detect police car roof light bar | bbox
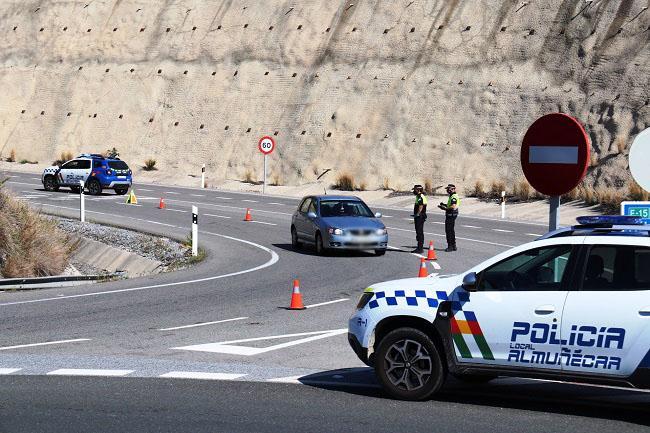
[539,216,650,240]
[575,215,650,226]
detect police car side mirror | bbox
[375,212,382,218]
[307,212,317,219]
[462,272,478,292]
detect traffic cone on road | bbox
[426,241,437,261]
[244,208,252,222]
[126,189,138,204]
[158,197,166,209]
[418,258,428,278]
[288,279,306,310]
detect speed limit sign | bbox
[258,136,275,155]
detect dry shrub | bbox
[470,180,486,198]
[564,187,579,202]
[6,149,16,162]
[143,158,157,171]
[335,173,355,191]
[271,173,282,186]
[0,189,73,277]
[54,150,74,165]
[512,179,531,201]
[590,153,599,167]
[629,181,649,201]
[614,137,627,154]
[423,179,433,195]
[358,181,367,191]
[490,180,507,199]
[382,178,391,191]
[244,169,254,184]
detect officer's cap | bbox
[412,184,423,191]
[446,184,456,188]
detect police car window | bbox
[477,245,572,292]
[583,246,650,291]
[108,160,129,170]
[77,160,91,169]
[299,198,312,213]
[61,160,78,169]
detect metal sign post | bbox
[549,196,560,231]
[79,180,85,222]
[192,206,198,256]
[258,136,276,195]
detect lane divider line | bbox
[462,225,481,229]
[165,191,180,195]
[159,371,246,380]
[492,229,514,233]
[241,199,258,203]
[214,196,233,200]
[190,194,204,197]
[158,317,248,331]
[304,298,349,309]
[249,220,277,226]
[0,368,22,374]
[525,233,543,237]
[166,209,188,213]
[204,213,231,219]
[47,369,134,377]
[386,226,514,248]
[0,338,91,351]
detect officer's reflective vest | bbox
[446,193,459,215]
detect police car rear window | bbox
[108,161,129,170]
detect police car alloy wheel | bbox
[87,179,102,196]
[43,176,59,192]
[375,327,445,400]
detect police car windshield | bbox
[107,160,129,170]
[320,200,374,218]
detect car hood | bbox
[367,275,462,296]
[320,216,385,230]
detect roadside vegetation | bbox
[53,150,74,165]
[5,149,16,162]
[0,181,74,278]
[143,158,157,171]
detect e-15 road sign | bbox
[621,201,650,218]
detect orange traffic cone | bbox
[158,198,166,209]
[418,258,428,278]
[426,241,437,261]
[244,208,252,222]
[288,279,306,310]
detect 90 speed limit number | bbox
[258,136,276,155]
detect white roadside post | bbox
[258,136,276,195]
[79,180,85,222]
[201,164,206,189]
[192,206,198,256]
[500,190,506,219]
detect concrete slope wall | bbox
[0,0,648,191]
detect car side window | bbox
[78,160,91,169]
[61,160,78,169]
[583,245,650,291]
[299,198,312,213]
[307,200,318,215]
[477,245,573,292]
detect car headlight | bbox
[375,228,387,236]
[356,289,374,310]
[328,228,344,235]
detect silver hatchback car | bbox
[291,195,388,256]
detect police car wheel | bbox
[87,179,102,196]
[43,176,59,191]
[291,227,301,249]
[375,327,445,401]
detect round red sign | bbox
[258,136,275,155]
[521,113,590,196]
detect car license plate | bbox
[118,176,126,179]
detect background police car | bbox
[349,216,650,400]
[42,154,132,195]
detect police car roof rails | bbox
[77,153,105,159]
[540,215,650,240]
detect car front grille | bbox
[349,229,374,236]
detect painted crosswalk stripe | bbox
[47,369,133,377]
[0,368,21,375]
[160,371,246,380]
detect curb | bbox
[0,273,124,291]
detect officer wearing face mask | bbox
[438,184,459,252]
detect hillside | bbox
[0,0,648,192]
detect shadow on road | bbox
[299,367,650,426]
[272,243,381,258]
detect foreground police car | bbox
[349,216,650,400]
[42,154,132,195]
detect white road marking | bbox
[525,233,543,237]
[387,245,427,260]
[382,215,393,218]
[47,369,133,377]
[172,329,348,356]
[0,338,91,351]
[462,225,481,229]
[204,213,231,219]
[0,368,21,374]
[143,220,176,227]
[267,375,303,384]
[249,220,277,226]
[430,261,441,270]
[0,207,279,307]
[159,371,245,380]
[138,188,153,192]
[158,317,248,331]
[242,199,257,202]
[214,196,233,200]
[120,202,142,207]
[386,226,514,248]
[167,209,188,213]
[166,191,180,195]
[492,229,514,233]
[267,202,285,205]
[190,194,204,197]
[430,221,445,225]
[31,177,40,180]
[304,298,349,309]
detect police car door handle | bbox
[639,307,650,317]
[534,305,555,315]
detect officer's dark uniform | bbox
[412,185,428,253]
[438,184,459,252]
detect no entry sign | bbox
[629,127,650,192]
[258,136,275,155]
[521,113,590,196]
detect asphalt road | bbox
[1,171,648,432]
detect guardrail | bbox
[0,273,125,290]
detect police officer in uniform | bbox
[411,184,428,253]
[438,184,459,252]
